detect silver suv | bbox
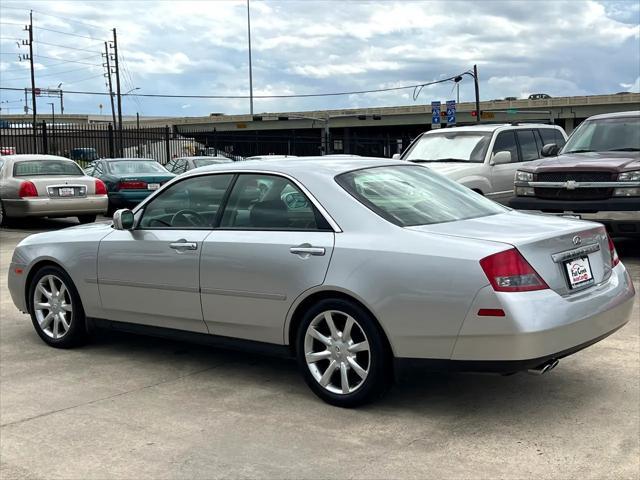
[400,123,568,204]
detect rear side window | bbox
[220,173,330,230]
[516,130,540,161]
[492,131,519,163]
[337,165,506,227]
[14,160,83,176]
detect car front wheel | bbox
[296,298,392,407]
[28,266,87,348]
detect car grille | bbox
[534,187,613,201]
[536,171,613,182]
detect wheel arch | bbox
[24,259,69,313]
[285,287,395,357]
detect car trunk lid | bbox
[408,211,612,296]
[114,174,174,191]
[26,175,96,197]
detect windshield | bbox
[403,131,492,162]
[14,160,83,176]
[561,116,640,153]
[193,158,229,167]
[108,160,169,175]
[336,165,506,227]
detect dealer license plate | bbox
[147,183,160,190]
[564,256,594,289]
[58,187,75,197]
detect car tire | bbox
[28,266,87,348]
[0,200,6,226]
[77,215,97,224]
[295,298,392,407]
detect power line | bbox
[61,73,106,86]
[31,26,105,42]
[32,40,102,54]
[0,75,463,99]
[33,53,103,66]
[1,65,100,81]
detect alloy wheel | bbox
[33,274,73,339]
[303,310,371,395]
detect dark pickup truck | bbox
[510,111,640,237]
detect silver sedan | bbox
[7,157,636,406]
[0,154,108,225]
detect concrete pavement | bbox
[1,217,638,479]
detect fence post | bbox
[164,125,170,164]
[108,124,115,158]
[41,121,49,154]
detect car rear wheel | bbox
[28,266,86,348]
[0,201,6,226]
[77,215,97,224]
[296,298,392,407]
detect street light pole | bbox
[247,0,254,115]
[473,64,480,124]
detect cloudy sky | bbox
[0,0,638,116]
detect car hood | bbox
[522,151,640,172]
[416,162,481,178]
[18,221,113,247]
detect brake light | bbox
[607,235,620,267]
[94,179,107,195]
[118,180,147,190]
[480,248,549,292]
[18,181,38,198]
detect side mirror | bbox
[392,153,401,160]
[112,209,135,230]
[541,143,559,157]
[491,151,512,165]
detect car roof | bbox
[187,156,401,178]
[0,154,74,163]
[101,157,157,161]
[586,110,639,121]
[423,123,560,135]
[178,156,229,160]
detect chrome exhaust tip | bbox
[527,358,559,375]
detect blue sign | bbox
[446,100,456,125]
[431,101,441,128]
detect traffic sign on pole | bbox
[446,100,456,125]
[431,101,441,129]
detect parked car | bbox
[504,96,518,101]
[511,111,640,236]
[84,158,175,214]
[400,123,567,204]
[0,154,108,225]
[1,146,17,155]
[529,93,552,100]
[8,157,635,407]
[69,148,99,165]
[165,156,232,174]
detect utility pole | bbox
[473,64,480,124]
[59,90,64,114]
[27,10,37,150]
[103,41,117,128]
[111,28,123,156]
[247,0,254,114]
[23,88,28,114]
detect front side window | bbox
[561,116,640,153]
[14,160,83,176]
[107,160,169,175]
[220,174,330,230]
[539,128,566,149]
[403,131,492,163]
[517,130,540,162]
[337,165,506,227]
[492,131,519,163]
[139,174,234,228]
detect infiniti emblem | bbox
[572,235,582,246]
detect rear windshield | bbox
[193,158,229,167]
[107,160,168,175]
[14,160,83,176]
[336,165,506,227]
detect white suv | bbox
[400,123,568,204]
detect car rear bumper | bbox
[3,196,108,217]
[450,263,635,363]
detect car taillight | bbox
[607,235,620,268]
[480,248,549,292]
[18,181,38,198]
[94,179,107,195]
[118,180,147,190]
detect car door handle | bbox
[169,240,198,251]
[290,245,325,256]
